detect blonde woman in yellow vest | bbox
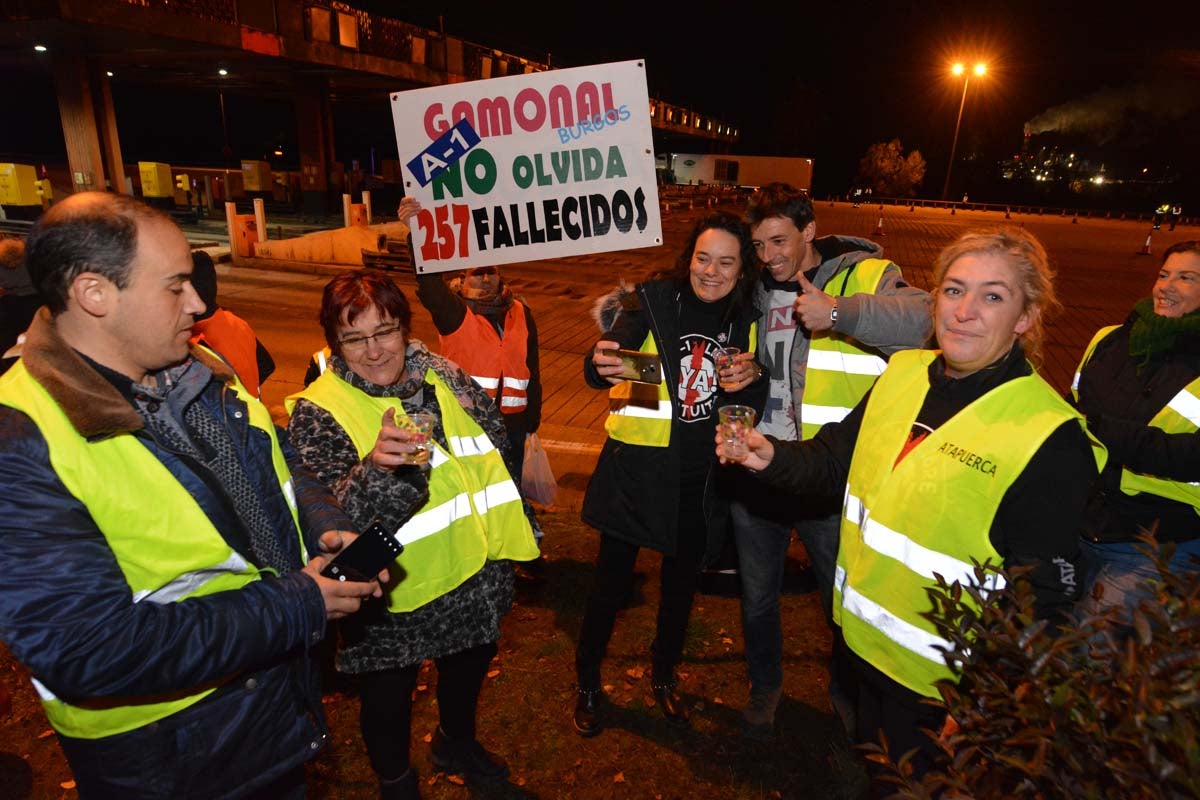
[721,228,1103,781]
[1073,240,1200,620]
[0,194,379,798]
[287,272,538,798]
[573,213,768,737]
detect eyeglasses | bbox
[338,326,404,353]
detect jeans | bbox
[731,502,793,694]
[795,512,841,626]
[1079,537,1200,619]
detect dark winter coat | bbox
[0,310,349,799]
[1076,317,1200,543]
[580,279,767,562]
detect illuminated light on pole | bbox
[941,61,986,201]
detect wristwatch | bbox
[830,299,839,325]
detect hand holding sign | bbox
[793,271,837,332]
[397,196,423,222]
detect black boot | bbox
[430,726,509,785]
[379,768,420,800]
[573,687,605,737]
[651,678,690,726]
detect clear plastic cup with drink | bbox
[715,346,741,390]
[399,411,434,465]
[718,404,757,460]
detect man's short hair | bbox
[746,182,815,232]
[24,192,175,314]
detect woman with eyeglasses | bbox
[285,272,539,800]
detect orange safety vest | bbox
[439,302,531,414]
[191,308,262,397]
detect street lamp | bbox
[941,61,986,201]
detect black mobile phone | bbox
[320,521,403,583]
[600,348,662,384]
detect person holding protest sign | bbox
[397,198,542,481]
[572,212,767,736]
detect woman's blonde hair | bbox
[933,226,1060,367]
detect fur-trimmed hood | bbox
[18,306,237,439]
[590,280,639,333]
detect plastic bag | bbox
[521,433,558,507]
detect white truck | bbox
[661,153,814,191]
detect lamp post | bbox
[941,61,985,201]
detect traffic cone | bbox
[1139,231,1152,256]
[873,215,886,237]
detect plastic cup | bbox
[399,411,434,465]
[718,404,757,460]
[715,346,741,390]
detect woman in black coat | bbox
[573,213,766,736]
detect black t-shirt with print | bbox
[674,287,735,483]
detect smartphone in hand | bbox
[600,348,662,384]
[320,521,402,583]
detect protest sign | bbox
[390,59,662,273]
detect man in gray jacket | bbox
[733,184,931,739]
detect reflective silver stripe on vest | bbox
[316,350,327,374]
[131,552,253,604]
[500,396,528,408]
[473,479,523,514]
[1167,388,1200,427]
[610,400,672,420]
[31,677,56,702]
[1071,371,1081,392]
[394,479,520,546]
[502,377,530,389]
[471,375,501,389]
[282,478,297,513]
[800,403,855,427]
[397,492,474,546]
[807,349,887,376]
[836,565,951,665]
[844,493,1005,591]
[448,433,494,458]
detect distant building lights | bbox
[218,68,228,76]
[34,44,47,52]
[106,70,114,77]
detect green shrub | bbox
[868,536,1200,799]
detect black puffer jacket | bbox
[1076,317,1200,543]
[580,279,766,561]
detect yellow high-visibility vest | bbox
[287,368,538,612]
[0,358,301,739]
[835,349,1104,697]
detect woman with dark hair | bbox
[721,227,1103,780]
[285,272,539,799]
[1074,240,1200,617]
[572,212,767,736]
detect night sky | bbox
[389,0,1200,196]
[2,1,1197,199]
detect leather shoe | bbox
[573,687,604,737]
[652,680,690,726]
[430,727,509,785]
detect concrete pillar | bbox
[52,55,106,193]
[92,66,129,195]
[362,190,372,224]
[253,198,267,241]
[342,193,352,228]
[295,80,335,216]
